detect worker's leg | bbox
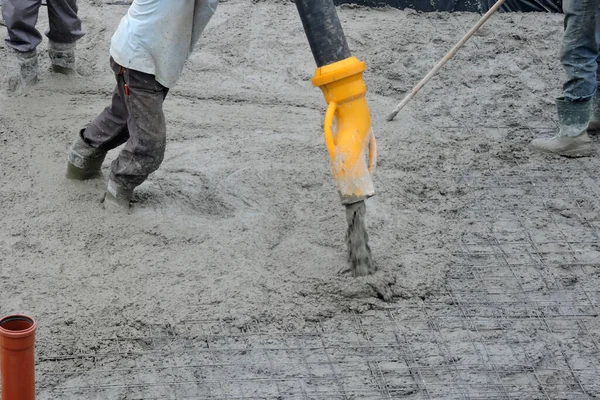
[589,6,600,131]
[45,0,83,43]
[530,0,598,157]
[67,58,129,180]
[83,58,130,150]
[45,0,83,73]
[2,0,42,53]
[561,0,599,102]
[79,85,130,150]
[105,66,169,207]
[597,7,600,84]
[2,0,42,91]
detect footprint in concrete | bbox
[217,166,265,211]
[134,169,234,217]
[217,165,326,212]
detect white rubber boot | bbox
[530,97,594,158]
[588,92,600,134]
[49,41,76,75]
[102,179,133,212]
[8,50,38,93]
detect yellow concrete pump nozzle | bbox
[312,56,376,205]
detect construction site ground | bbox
[1,1,599,398]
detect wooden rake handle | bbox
[386,0,507,122]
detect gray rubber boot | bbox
[102,179,133,211]
[49,41,76,75]
[66,130,107,180]
[8,50,38,92]
[588,92,600,134]
[530,98,593,158]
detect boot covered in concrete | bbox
[588,92,600,133]
[102,179,133,211]
[530,97,593,157]
[49,41,76,75]
[66,130,107,180]
[9,50,38,92]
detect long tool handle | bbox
[386,0,507,122]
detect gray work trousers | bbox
[2,0,83,53]
[83,58,169,191]
[561,0,600,101]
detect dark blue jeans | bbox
[561,0,600,101]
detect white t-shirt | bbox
[109,0,218,88]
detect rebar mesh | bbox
[36,126,600,399]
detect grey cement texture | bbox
[0,1,599,398]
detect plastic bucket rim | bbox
[0,315,37,338]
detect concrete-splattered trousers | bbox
[561,0,600,101]
[82,58,169,191]
[1,0,83,52]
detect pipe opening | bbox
[0,316,36,334]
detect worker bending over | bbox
[530,0,600,157]
[66,0,218,209]
[1,0,82,90]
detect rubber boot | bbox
[49,41,76,75]
[66,130,107,180]
[8,50,38,92]
[102,179,133,211]
[530,98,593,158]
[588,92,600,134]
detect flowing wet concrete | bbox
[0,2,598,398]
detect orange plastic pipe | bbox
[0,315,37,400]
